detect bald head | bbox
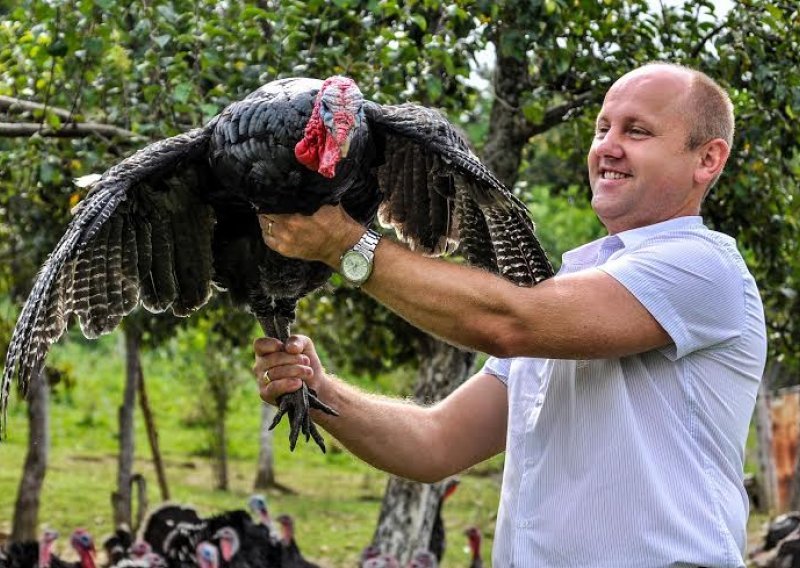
[608,63,734,193]
[613,63,735,151]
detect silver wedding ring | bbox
[262,369,271,384]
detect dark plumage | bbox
[143,509,280,568]
[0,529,96,568]
[428,478,459,563]
[275,515,316,568]
[1,75,553,451]
[141,505,203,558]
[102,528,134,567]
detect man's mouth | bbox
[600,169,632,180]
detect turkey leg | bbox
[257,305,338,452]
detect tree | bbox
[1,0,798,558]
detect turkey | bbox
[275,515,317,568]
[0,75,553,451]
[145,508,280,568]
[141,505,202,558]
[246,495,276,541]
[194,545,217,568]
[428,478,459,563]
[1,529,96,568]
[463,528,483,568]
[102,527,134,567]
[750,511,800,568]
[0,528,59,568]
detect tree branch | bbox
[524,90,599,138]
[0,121,142,140]
[690,20,728,59]
[0,95,75,120]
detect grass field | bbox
[0,329,500,567]
[0,325,777,567]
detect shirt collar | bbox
[613,215,705,250]
[561,215,705,269]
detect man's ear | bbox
[694,138,730,187]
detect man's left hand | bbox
[259,204,364,266]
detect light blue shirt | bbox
[483,216,767,568]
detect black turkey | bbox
[141,504,203,557]
[1,75,553,451]
[0,528,59,568]
[145,509,280,568]
[102,527,134,567]
[428,478,459,563]
[275,515,316,568]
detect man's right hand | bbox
[253,334,327,406]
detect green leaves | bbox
[0,0,797,375]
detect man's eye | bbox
[594,127,608,138]
[629,128,649,136]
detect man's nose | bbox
[593,128,624,158]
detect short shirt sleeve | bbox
[481,356,511,385]
[599,232,745,360]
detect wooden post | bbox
[756,364,779,512]
[771,387,800,511]
[138,370,170,501]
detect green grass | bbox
[0,330,499,566]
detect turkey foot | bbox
[269,383,338,452]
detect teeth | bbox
[602,171,629,180]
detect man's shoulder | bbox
[616,219,744,270]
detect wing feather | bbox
[1,126,216,435]
[120,213,140,313]
[104,212,126,332]
[145,200,178,312]
[83,220,111,337]
[365,101,553,285]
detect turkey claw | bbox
[268,383,337,453]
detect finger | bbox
[263,363,312,382]
[285,334,316,356]
[259,378,303,405]
[254,337,284,356]
[252,352,309,378]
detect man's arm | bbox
[254,336,508,483]
[260,206,671,360]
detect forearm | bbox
[262,207,672,360]
[357,239,522,356]
[311,375,454,483]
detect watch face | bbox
[342,251,370,282]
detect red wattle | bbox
[318,135,340,178]
[294,138,319,171]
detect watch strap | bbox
[352,228,381,261]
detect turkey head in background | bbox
[1,75,553,453]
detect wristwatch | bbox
[340,228,382,286]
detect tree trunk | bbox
[137,370,170,500]
[112,326,140,528]
[372,336,475,562]
[10,368,49,543]
[212,404,229,491]
[482,48,532,188]
[254,403,277,489]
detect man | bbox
[253,63,766,567]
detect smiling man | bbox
[254,63,766,567]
